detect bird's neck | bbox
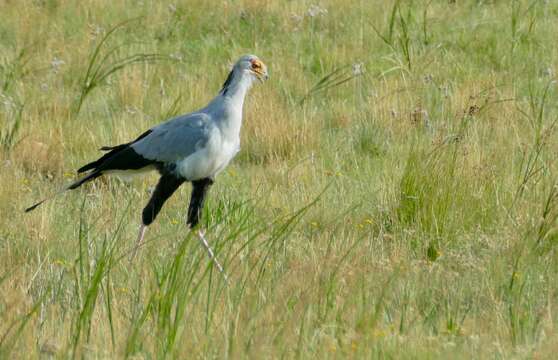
[208,71,254,138]
[219,70,253,107]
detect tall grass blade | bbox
[74,18,172,115]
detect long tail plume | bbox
[24,171,101,212]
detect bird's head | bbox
[235,54,269,83]
[219,55,268,96]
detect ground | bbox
[1,0,558,358]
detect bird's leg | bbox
[196,229,228,283]
[187,178,228,282]
[129,224,147,262]
[187,178,213,228]
[130,174,185,262]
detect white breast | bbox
[175,128,239,181]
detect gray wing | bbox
[132,112,212,163]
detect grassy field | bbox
[1,0,558,358]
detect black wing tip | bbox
[25,200,45,212]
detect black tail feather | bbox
[78,129,153,173]
[142,175,185,226]
[100,145,124,151]
[25,199,47,212]
[78,147,124,173]
[67,171,102,190]
[187,178,213,228]
[79,148,154,177]
[27,129,155,213]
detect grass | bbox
[1,0,558,358]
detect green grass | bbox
[1,0,558,358]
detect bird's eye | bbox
[251,60,262,69]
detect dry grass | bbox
[2,0,558,358]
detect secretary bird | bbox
[26,55,269,269]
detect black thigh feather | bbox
[142,174,185,226]
[187,178,213,228]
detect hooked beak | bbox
[252,63,269,83]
